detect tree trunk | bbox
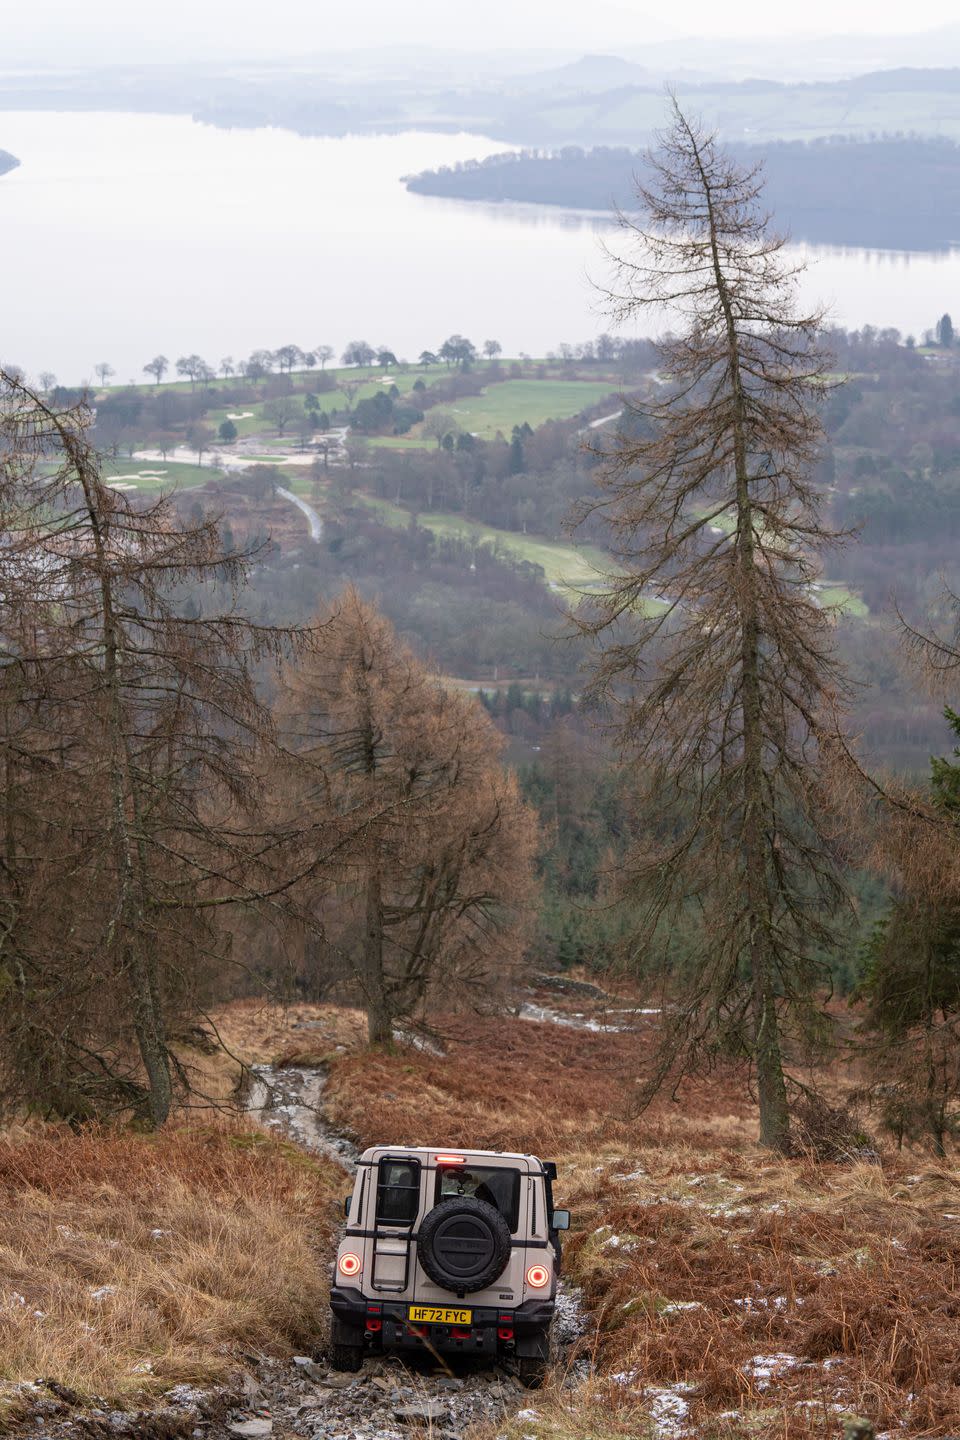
[363,863,391,1045]
[699,133,791,1154]
[76,465,172,1127]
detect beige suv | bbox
[329,1145,570,1387]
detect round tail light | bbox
[338,1251,362,1277]
[526,1263,550,1288]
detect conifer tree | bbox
[273,589,538,1043]
[576,102,850,1151]
[0,372,304,1125]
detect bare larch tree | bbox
[272,589,538,1044]
[575,101,851,1152]
[0,372,310,1126]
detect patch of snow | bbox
[734,1295,800,1311]
[553,1281,589,1345]
[646,1382,695,1436]
[744,1353,800,1389]
[165,1384,209,1407]
[661,1300,705,1315]
[89,1284,117,1301]
[602,1233,638,1251]
[392,1026,444,1056]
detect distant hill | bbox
[406,136,960,252]
[509,53,656,93]
[0,150,19,177]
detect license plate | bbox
[408,1305,473,1325]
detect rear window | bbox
[435,1164,521,1232]
[376,1158,421,1225]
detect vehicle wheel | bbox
[518,1353,548,1389]
[329,1342,363,1373]
[417,1196,512,1293]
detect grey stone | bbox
[293,1359,328,1383]
[228,1422,273,1438]
[394,1400,449,1423]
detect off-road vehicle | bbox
[330,1145,570,1387]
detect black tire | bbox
[518,1354,549,1389]
[329,1342,363,1373]
[417,1195,512,1293]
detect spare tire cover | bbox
[417,1195,512,1293]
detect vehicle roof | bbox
[359,1144,544,1164]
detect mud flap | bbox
[515,1324,550,1360]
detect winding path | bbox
[277,486,323,542]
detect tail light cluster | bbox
[526,1263,550,1288]
[337,1251,362,1277]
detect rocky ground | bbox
[16,1317,587,1440]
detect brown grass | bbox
[0,1124,343,1413]
[324,1012,756,1155]
[325,1011,960,1439]
[207,998,367,1069]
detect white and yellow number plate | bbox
[409,1305,472,1325]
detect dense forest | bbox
[408,135,960,250]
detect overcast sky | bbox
[5,0,960,66]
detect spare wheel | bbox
[417,1196,512,1293]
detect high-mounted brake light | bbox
[526,1263,550,1289]
[435,1154,466,1165]
[338,1251,362,1277]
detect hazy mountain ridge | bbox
[3,59,960,149]
[0,149,19,176]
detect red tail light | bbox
[337,1251,362,1277]
[526,1263,550,1288]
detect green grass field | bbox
[360,496,612,595]
[413,379,620,442]
[204,377,622,449]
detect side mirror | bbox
[551,1209,571,1231]
[343,1195,352,1218]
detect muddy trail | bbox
[223,1062,591,1439]
[18,1053,589,1440]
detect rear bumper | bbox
[330,1287,554,1353]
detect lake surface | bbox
[0,110,958,385]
